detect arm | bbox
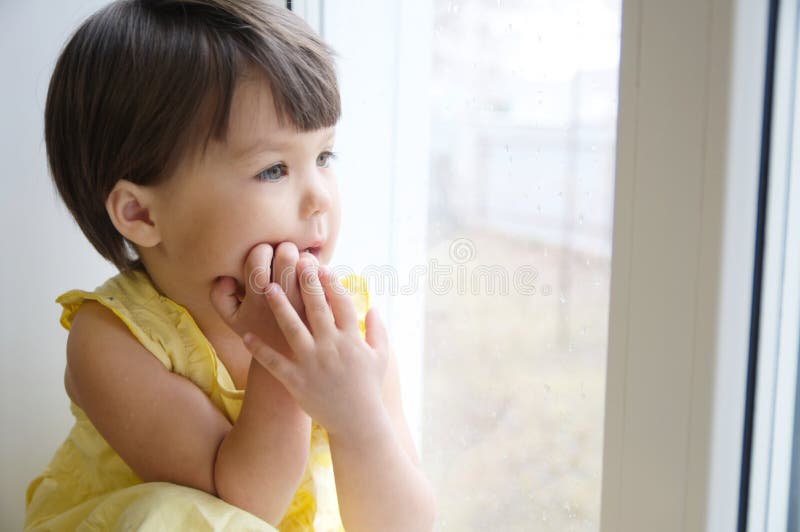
[214,357,312,523]
[66,300,309,525]
[239,262,437,532]
[327,347,436,532]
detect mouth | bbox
[300,241,323,259]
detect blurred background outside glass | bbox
[422,1,621,530]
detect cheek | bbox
[323,189,342,263]
[328,180,342,225]
[160,190,241,268]
[204,196,296,274]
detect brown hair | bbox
[45,0,341,273]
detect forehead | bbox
[225,75,283,155]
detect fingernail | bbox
[243,333,254,344]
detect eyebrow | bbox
[235,130,335,159]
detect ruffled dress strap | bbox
[55,269,245,421]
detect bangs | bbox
[136,0,341,174]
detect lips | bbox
[302,246,321,258]
[300,240,324,258]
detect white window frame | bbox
[601,0,771,531]
[746,0,800,529]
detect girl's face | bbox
[150,74,341,289]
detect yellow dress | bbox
[24,269,369,531]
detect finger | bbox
[273,242,302,312]
[209,276,241,321]
[318,266,359,332]
[365,306,389,354]
[265,283,315,355]
[245,243,274,299]
[242,332,299,389]
[297,258,335,336]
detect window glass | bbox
[423,1,621,529]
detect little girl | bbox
[24,1,435,530]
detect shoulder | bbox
[63,299,232,493]
[64,299,165,409]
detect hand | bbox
[241,257,390,440]
[210,242,318,358]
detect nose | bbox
[299,167,332,219]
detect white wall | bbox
[600,0,768,530]
[0,1,119,530]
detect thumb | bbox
[209,276,241,321]
[365,306,388,354]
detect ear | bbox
[105,180,162,248]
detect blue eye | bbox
[317,151,337,168]
[255,164,287,182]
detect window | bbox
[317,1,620,529]
[744,0,800,529]
[423,2,619,529]
[4,2,781,531]
[314,1,779,530]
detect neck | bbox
[137,260,240,344]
